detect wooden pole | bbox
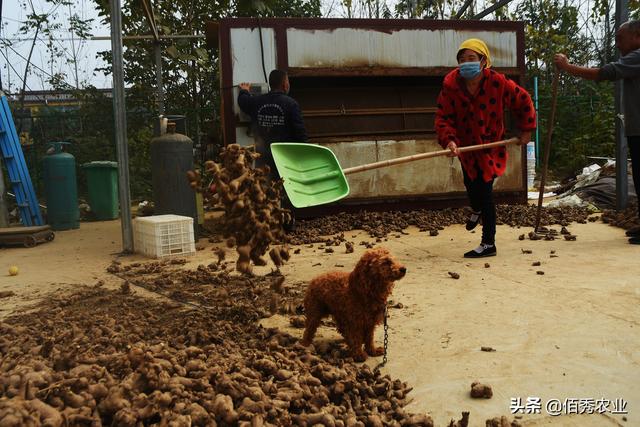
[534,70,560,232]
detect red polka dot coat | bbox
[435,68,537,182]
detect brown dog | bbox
[301,247,406,361]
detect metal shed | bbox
[214,18,528,215]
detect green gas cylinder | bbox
[42,142,79,230]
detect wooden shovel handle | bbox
[342,137,520,176]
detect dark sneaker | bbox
[466,211,482,231]
[625,226,640,237]
[629,237,640,245]
[464,243,497,258]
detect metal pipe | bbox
[473,0,515,19]
[141,0,159,42]
[6,191,47,209]
[454,0,475,19]
[0,157,9,228]
[155,44,164,115]
[309,128,435,138]
[615,0,629,211]
[109,0,134,253]
[154,41,164,136]
[303,106,437,117]
[534,75,539,167]
[7,34,205,42]
[91,34,204,41]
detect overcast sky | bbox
[2,0,114,92]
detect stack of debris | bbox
[547,160,637,211]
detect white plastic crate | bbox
[134,214,195,259]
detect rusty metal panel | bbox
[375,139,461,195]
[287,28,517,69]
[495,143,524,189]
[292,77,441,139]
[319,139,523,199]
[220,19,526,207]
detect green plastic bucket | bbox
[82,161,119,220]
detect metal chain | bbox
[375,307,389,370]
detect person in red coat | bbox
[435,38,536,258]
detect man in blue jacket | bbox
[555,20,640,245]
[238,69,307,181]
[238,69,307,231]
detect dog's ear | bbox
[349,250,375,294]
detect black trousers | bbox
[629,136,640,219]
[463,166,496,245]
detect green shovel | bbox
[271,137,519,208]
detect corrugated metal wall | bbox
[324,138,522,200]
[230,27,276,147]
[287,29,517,69]
[223,20,526,205]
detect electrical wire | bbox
[0,47,35,93]
[4,41,74,89]
[256,17,268,84]
[0,0,4,92]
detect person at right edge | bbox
[555,20,640,245]
[435,38,536,258]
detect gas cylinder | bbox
[42,142,79,230]
[150,122,197,229]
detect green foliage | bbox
[91,0,321,160]
[13,88,155,200]
[513,0,621,177]
[632,0,640,19]
[70,0,321,200]
[536,81,616,175]
[394,0,451,19]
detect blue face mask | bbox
[459,61,482,80]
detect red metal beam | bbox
[218,21,235,145]
[288,66,521,78]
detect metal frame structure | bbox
[216,18,528,215]
[109,0,133,252]
[615,0,629,210]
[218,18,526,148]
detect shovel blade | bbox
[271,142,350,208]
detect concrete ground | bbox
[1,218,638,426]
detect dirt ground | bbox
[1,218,638,426]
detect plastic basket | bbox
[134,214,195,258]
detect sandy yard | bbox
[0,217,638,426]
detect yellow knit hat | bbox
[457,38,492,68]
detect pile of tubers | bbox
[187,144,290,274]
[106,258,304,324]
[602,202,640,230]
[0,285,431,426]
[288,205,593,245]
[2,264,525,427]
